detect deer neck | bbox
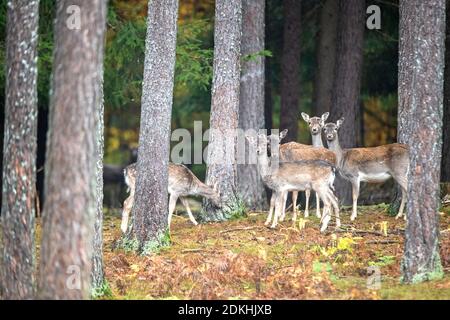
[327,135,344,166]
[256,151,271,177]
[311,133,324,148]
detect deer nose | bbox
[327,134,333,140]
[312,128,319,133]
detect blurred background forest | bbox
[0,0,400,208]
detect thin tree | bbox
[330,0,365,204]
[313,0,338,116]
[279,0,301,143]
[1,0,39,299]
[442,0,450,183]
[237,0,267,210]
[126,0,179,250]
[398,0,445,283]
[203,0,243,220]
[39,0,107,299]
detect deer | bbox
[301,111,337,217]
[247,132,340,232]
[323,118,409,221]
[120,162,221,233]
[267,129,336,222]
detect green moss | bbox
[401,250,444,284]
[141,229,171,256]
[91,279,113,299]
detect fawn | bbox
[247,133,340,231]
[323,118,409,221]
[121,162,221,233]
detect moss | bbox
[401,249,444,284]
[141,229,171,256]
[91,279,113,299]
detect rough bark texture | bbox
[442,0,450,182]
[1,0,39,300]
[91,51,106,289]
[237,0,267,210]
[39,0,107,299]
[330,0,365,205]
[279,0,301,143]
[313,0,338,116]
[203,0,242,220]
[399,0,445,283]
[128,0,179,248]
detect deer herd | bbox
[121,112,409,234]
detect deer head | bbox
[323,117,344,142]
[301,112,329,136]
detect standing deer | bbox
[121,162,221,233]
[267,129,336,221]
[301,111,337,217]
[247,133,340,231]
[323,118,409,221]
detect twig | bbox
[365,240,400,245]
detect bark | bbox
[264,0,273,134]
[279,0,301,143]
[39,0,107,299]
[399,0,445,283]
[237,0,267,210]
[1,0,39,299]
[331,0,365,205]
[442,0,450,182]
[203,0,242,220]
[127,0,179,248]
[313,0,338,116]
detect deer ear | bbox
[336,117,345,129]
[279,129,288,139]
[321,112,329,123]
[301,112,310,122]
[245,135,256,145]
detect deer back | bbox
[281,144,336,164]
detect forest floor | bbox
[100,201,450,300]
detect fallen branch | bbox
[219,226,262,234]
[181,248,207,253]
[365,240,400,245]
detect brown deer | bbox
[121,163,221,233]
[247,133,340,231]
[268,129,336,222]
[323,118,409,221]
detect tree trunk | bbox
[91,57,106,290]
[203,0,242,221]
[279,0,301,143]
[127,0,179,249]
[313,0,338,116]
[442,0,450,182]
[39,0,107,299]
[331,0,365,205]
[237,0,267,211]
[1,0,39,299]
[399,0,445,283]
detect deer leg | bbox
[292,191,298,222]
[168,194,178,231]
[304,189,310,217]
[280,191,288,221]
[396,187,407,220]
[328,188,341,229]
[180,197,198,226]
[265,193,276,226]
[315,192,321,218]
[121,194,133,233]
[350,180,360,221]
[318,190,331,233]
[271,192,283,229]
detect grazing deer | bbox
[301,111,337,217]
[121,162,221,233]
[323,118,409,221]
[247,133,340,231]
[268,129,336,221]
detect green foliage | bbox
[117,236,140,253]
[313,260,332,274]
[91,279,113,299]
[141,229,171,255]
[221,193,248,220]
[369,255,395,267]
[243,49,273,62]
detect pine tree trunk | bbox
[237,0,267,211]
[279,0,301,143]
[399,0,445,284]
[203,0,242,221]
[442,0,450,182]
[127,0,179,249]
[313,0,338,116]
[1,0,39,299]
[39,0,107,299]
[91,51,106,290]
[330,0,365,205]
